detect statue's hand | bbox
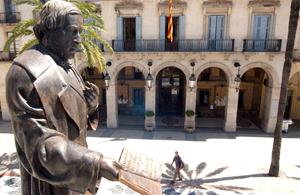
[84,81,99,113]
[100,157,122,181]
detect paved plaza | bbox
[0,121,300,195]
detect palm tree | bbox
[268,0,300,177]
[3,0,112,72]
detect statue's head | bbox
[34,0,83,60]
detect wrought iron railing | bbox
[112,39,235,52]
[243,39,282,52]
[0,12,21,23]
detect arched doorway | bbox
[116,66,145,126]
[81,67,107,127]
[196,67,228,129]
[237,68,270,131]
[156,67,186,127]
[286,72,300,132]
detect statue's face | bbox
[47,14,83,60]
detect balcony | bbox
[243,39,282,52]
[112,39,235,52]
[0,12,21,24]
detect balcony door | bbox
[4,0,16,22]
[252,15,271,50]
[123,17,136,51]
[165,16,179,51]
[208,15,225,50]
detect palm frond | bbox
[82,26,113,54]
[3,19,36,51]
[19,38,39,54]
[81,40,106,72]
[6,0,110,73]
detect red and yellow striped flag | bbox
[167,0,173,42]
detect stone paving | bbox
[0,121,300,195]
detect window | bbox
[7,32,19,59]
[208,15,225,40]
[4,0,17,23]
[134,68,143,80]
[252,15,271,40]
[251,15,272,51]
[207,15,225,50]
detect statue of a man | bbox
[5,0,120,194]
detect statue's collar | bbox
[35,44,72,70]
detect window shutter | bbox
[216,16,224,40]
[178,15,185,51]
[116,16,123,50]
[136,16,142,51]
[208,16,217,39]
[159,15,166,51]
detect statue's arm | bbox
[6,64,107,193]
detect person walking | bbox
[171,151,184,183]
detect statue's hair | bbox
[34,0,82,42]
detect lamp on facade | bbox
[104,61,112,90]
[234,62,241,92]
[146,60,153,90]
[189,61,196,91]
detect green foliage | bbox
[145,110,155,117]
[4,0,112,72]
[185,110,195,117]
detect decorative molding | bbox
[244,53,251,61]
[248,0,280,8]
[200,53,206,61]
[223,53,232,61]
[115,1,143,16]
[202,0,233,8]
[158,0,187,15]
[202,0,232,15]
[268,53,275,61]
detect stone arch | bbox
[110,61,148,83]
[194,62,234,85]
[152,61,190,80]
[290,70,300,80]
[240,62,280,87]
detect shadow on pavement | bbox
[161,162,271,194]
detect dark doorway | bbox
[156,67,185,115]
[199,90,210,107]
[284,90,293,119]
[123,17,136,51]
[238,90,244,109]
[165,16,179,51]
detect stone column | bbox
[0,63,11,120]
[184,86,197,132]
[145,81,156,130]
[261,86,280,133]
[224,85,238,132]
[106,81,118,128]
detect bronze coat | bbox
[6,46,102,195]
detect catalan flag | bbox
[167,0,173,42]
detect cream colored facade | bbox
[1,0,300,133]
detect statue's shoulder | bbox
[13,46,53,79]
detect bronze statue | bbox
[5,0,120,194]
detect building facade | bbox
[1,0,300,133]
